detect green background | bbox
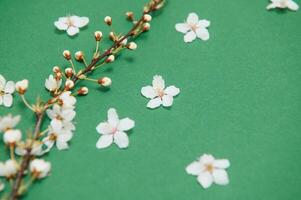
[0,0,301,199]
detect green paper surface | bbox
[0,0,301,199]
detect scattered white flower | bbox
[58,91,76,109]
[141,75,180,109]
[0,114,20,132]
[175,13,210,43]
[267,0,299,11]
[3,129,22,145]
[186,154,230,189]
[30,159,51,179]
[45,75,62,92]
[0,159,19,178]
[54,15,89,36]
[0,74,15,107]
[96,108,135,149]
[46,104,76,131]
[43,124,73,151]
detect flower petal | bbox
[165,86,180,97]
[96,122,113,134]
[213,159,230,169]
[117,118,135,131]
[196,28,209,41]
[141,86,157,99]
[3,94,13,107]
[287,0,299,10]
[5,81,15,94]
[114,131,129,149]
[200,154,215,164]
[51,119,63,131]
[162,95,173,107]
[175,23,190,33]
[107,108,119,127]
[266,3,277,9]
[184,31,196,43]
[62,109,76,121]
[186,161,201,176]
[198,20,210,28]
[67,26,79,36]
[78,17,89,28]
[0,75,6,90]
[54,21,68,30]
[197,172,213,189]
[187,12,199,25]
[96,135,113,149]
[147,97,162,109]
[152,75,165,90]
[212,169,229,185]
[56,140,68,150]
[0,97,3,105]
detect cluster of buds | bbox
[15,79,29,95]
[98,77,112,87]
[53,66,63,80]
[144,0,165,13]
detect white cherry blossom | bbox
[46,104,76,131]
[267,0,299,11]
[141,75,180,109]
[96,108,135,149]
[43,124,73,151]
[3,129,22,145]
[186,154,230,189]
[0,115,20,132]
[54,15,89,36]
[0,159,19,178]
[58,91,76,109]
[29,159,51,179]
[45,75,62,92]
[0,74,15,107]
[175,13,210,43]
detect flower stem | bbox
[20,95,35,112]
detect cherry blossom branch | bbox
[5,0,165,199]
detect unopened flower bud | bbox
[105,55,115,63]
[109,32,117,41]
[52,66,61,73]
[94,31,103,41]
[75,51,84,61]
[143,23,151,31]
[104,16,112,26]
[143,14,152,22]
[127,42,137,50]
[65,68,74,78]
[77,87,89,95]
[98,77,112,87]
[63,50,71,60]
[15,80,29,94]
[55,72,62,80]
[30,159,51,179]
[65,80,74,90]
[3,129,22,145]
[126,12,134,21]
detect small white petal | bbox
[114,131,129,149]
[67,26,79,36]
[3,94,13,107]
[197,172,213,189]
[96,134,113,149]
[54,21,68,30]
[165,86,180,97]
[96,122,113,135]
[186,12,199,25]
[212,169,229,185]
[0,75,6,89]
[62,109,76,121]
[196,28,210,41]
[117,118,135,131]
[51,119,63,130]
[213,159,230,169]
[198,20,210,28]
[162,95,173,107]
[78,17,89,28]
[107,108,119,127]
[56,140,68,150]
[287,0,299,10]
[5,81,15,94]
[152,75,165,90]
[175,23,190,33]
[147,97,162,109]
[200,154,215,164]
[0,97,3,105]
[267,3,277,9]
[141,86,157,99]
[184,31,197,43]
[186,161,201,176]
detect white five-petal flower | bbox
[141,75,180,109]
[45,75,62,92]
[58,91,77,109]
[0,74,15,107]
[43,124,73,151]
[29,159,51,179]
[46,104,76,131]
[96,108,135,149]
[54,15,89,36]
[0,115,20,133]
[186,154,230,189]
[175,13,210,43]
[267,0,299,11]
[0,159,19,178]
